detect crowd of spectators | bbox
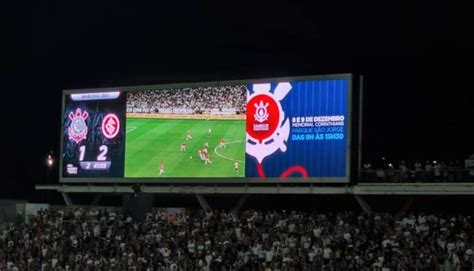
[361,160,474,183]
[2,208,474,270]
[127,86,247,115]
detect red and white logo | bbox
[246,82,292,163]
[68,108,89,144]
[254,100,269,123]
[247,94,281,143]
[102,113,120,139]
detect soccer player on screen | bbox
[180,143,186,152]
[208,127,212,137]
[204,153,212,165]
[219,138,226,148]
[186,130,193,140]
[234,161,239,175]
[159,161,165,176]
[198,149,204,161]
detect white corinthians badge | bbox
[246,82,291,163]
[68,108,89,144]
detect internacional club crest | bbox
[68,108,89,144]
[246,82,292,163]
[102,113,120,139]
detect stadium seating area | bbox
[361,160,474,183]
[127,86,247,115]
[2,208,474,270]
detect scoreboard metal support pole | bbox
[232,194,250,213]
[357,75,364,180]
[354,194,372,214]
[195,194,211,211]
[61,192,73,206]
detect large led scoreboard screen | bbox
[60,74,351,182]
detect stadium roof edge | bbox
[36,183,474,195]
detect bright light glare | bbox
[47,156,54,167]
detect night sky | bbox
[3,1,473,199]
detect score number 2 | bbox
[79,145,108,161]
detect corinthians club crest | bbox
[246,82,292,163]
[68,108,89,144]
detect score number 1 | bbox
[79,145,108,161]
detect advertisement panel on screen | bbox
[60,74,351,182]
[245,80,348,179]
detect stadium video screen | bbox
[61,75,351,182]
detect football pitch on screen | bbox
[125,118,246,178]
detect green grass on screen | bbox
[125,118,245,178]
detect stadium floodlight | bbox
[46,154,54,167]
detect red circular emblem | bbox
[102,113,120,139]
[246,94,280,143]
